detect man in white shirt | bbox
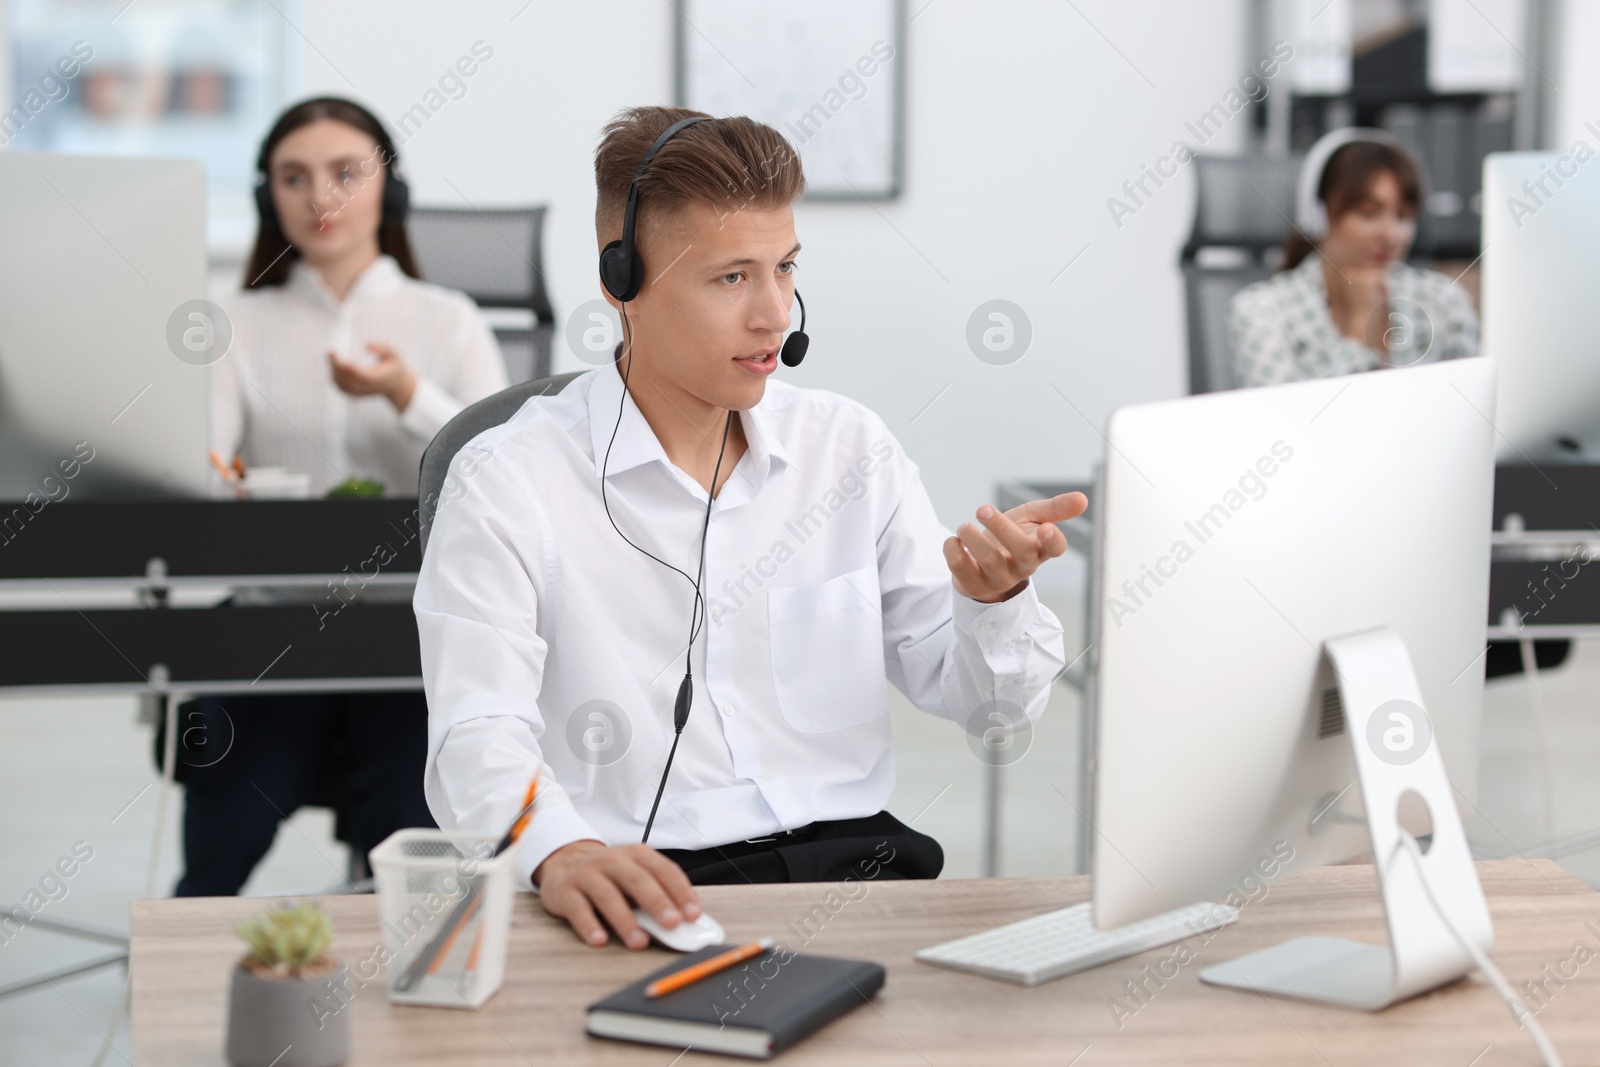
[415,106,1086,950]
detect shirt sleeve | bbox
[1430,271,1480,362]
[414,442,601,891]
[396,298,512,445]
[209,335,246,464]
[869,422,1067,738]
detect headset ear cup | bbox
[382,174,410,226]
[598,240,627,299]
[599,239,643,301]
[253,180,276,229]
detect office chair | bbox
[417,370,587,552]
[1180,153,1302,394]
[406,206,557,383]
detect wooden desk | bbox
[132,860,1600,1065]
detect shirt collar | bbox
[288,253,406,311]
[585,358,798,489]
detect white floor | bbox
[2,591,1596,1064]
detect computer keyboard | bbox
[914,900,1239,986]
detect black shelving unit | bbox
[1284,21,1515,262]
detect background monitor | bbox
[1481,150,1600,462]
[0,151,211,501]
[1091,357,1496,929]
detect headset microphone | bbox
[781,289,809,367]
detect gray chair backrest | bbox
[1181,153,1302,394]
[417,370,586,553]
[1183,262,1275,394]
[1181,153,1303,261]
[407,205,556,383]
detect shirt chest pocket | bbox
[766,566,888,733]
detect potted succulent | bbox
[225,901,350,1067]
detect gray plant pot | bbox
[225,961,351,1067]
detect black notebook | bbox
[586,946,885,1059]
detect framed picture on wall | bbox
[675,0,905,200]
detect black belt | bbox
[655,811,946,884]
[656,823,819,867]
[742,823,816,845]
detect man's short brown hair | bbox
[593,106,805,251]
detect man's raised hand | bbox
[943,492,1088,603]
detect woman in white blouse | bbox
[170,98,507,896]
[1228,128,1478,389]
[212,98,508,495]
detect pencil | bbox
[394,774,540,993]
[424,891,483,976]
[493,775,541,857]
[645,937,774,999]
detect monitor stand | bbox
[1199,626,1494,1010]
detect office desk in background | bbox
[131,860,1600,1065]
[0,498,430,997]
[0,499,426,693]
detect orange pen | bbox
[208,450,232,481]
[645,937,775,999]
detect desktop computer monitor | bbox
[0,152,211,500]
[1481,150,1600,461]
[916,359,1502,1011]
[1091,357,1497,1007]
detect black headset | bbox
[253,98,411,231]
[599,116,809,367]
[597,115,808,842]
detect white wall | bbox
[299,0,1255,572]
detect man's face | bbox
[610,201,799,412]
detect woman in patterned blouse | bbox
[1228,131,1478,388]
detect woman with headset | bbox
[1228,128,1478,388]
[1231,130,1556,680]
[166,97,508,896]
[213,96,508,494]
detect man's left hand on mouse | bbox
[945,491,1088,604]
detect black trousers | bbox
[155,691,437,897]
[656,811,943,885]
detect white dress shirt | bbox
[211,254,509,495]
[415,361,1067,889]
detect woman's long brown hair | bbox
[243,96,422,289]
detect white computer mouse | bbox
[632,908,725,952]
